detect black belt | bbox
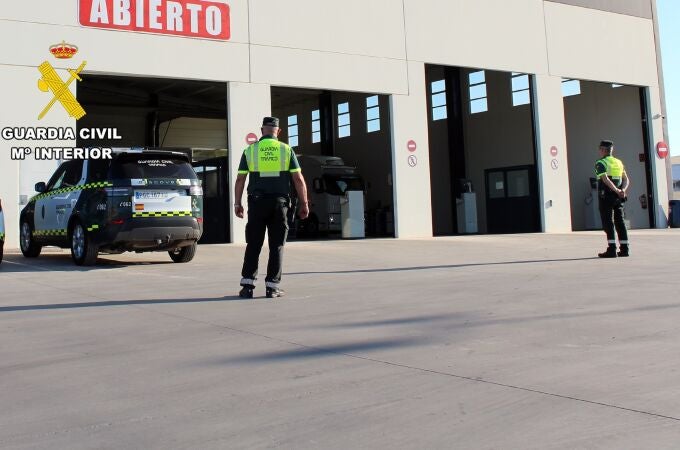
[248,193,290,200]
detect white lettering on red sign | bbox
[657,141,669,159]
[79,0,231,40]
[246,133,258,145]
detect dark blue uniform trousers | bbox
[241,195,289,288]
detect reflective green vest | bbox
[244,138,297,177]
[595,155,624,184]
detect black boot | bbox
[266,287,285,298]
[618,244,629,257]
[598,245,617,258]
[239,285,254,298]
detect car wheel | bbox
[20,220,42,258]
[169,242,197,263]
[71,222,98,266]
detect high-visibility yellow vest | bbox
[595,155,624,184]
[244,138,299,177]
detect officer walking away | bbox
[595,140,630,258]
[234,117,309,298]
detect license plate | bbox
[134,191,170,201]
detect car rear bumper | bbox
[95,217,203,251]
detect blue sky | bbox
[657,0,679,156]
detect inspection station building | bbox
[0,0,671,248]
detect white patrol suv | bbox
[19,149,203,266]
[0,197,5,264]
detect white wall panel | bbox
[0,21,250,82]
[227,82,272,244]
[646,86,669,226]
[544,2,658,86]
[404,0,549,75]
[251,46,408,95]
[533,74,573,232]
[390,62,433,238]
[249,0,406,60]
[2,0,78,26]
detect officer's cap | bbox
[262,116,280,127]
[599,140,614,150]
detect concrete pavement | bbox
[1,230,680,449]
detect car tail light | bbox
[196,217,204,224]
[111,219,124,225]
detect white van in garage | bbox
[296,155,364,235]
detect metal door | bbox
[193,157,229,243]
[485,165,540,234]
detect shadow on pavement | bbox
[0,296,248,312]
[325,313,465,329]
[284,257,598,276]
[0,254,174,273]
[212,337,426,365]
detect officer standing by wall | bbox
[234,117,309,298]
[595,140,630,258]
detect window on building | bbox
[673,164,680,191]
[562,79,581,97]
[431,79,447,121]
[366,95,380,132]
[287,114,298,147]
[511,72,531,106]
[469,70,488,114]
[338,102,350,138]
[311,109,321,143]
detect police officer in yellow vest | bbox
[595,140,630,258]
[234,117,309,298]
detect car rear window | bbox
[110,155,197,180]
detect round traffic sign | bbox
[551,159,559,170]
[407,140,417,152]
[550,146,558,157]
[657,141,669,159]
[408,155,418,167]
[246,133,258,145]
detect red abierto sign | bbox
[79,0,231,41]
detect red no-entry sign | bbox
[407,140,417,152]
[657,141,669,159]
[550,146,558,157]
[246,133,258,145]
